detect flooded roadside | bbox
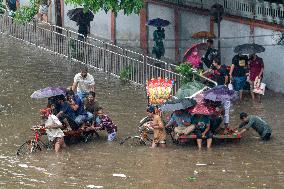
[0,36,283,189]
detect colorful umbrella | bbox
[183,43,207,65]
[192,31,216,39]
[31,87,66,99]
[203,85,238,102]
[159,98,197,112]
[188,100,216,115]
[147,18,171,27]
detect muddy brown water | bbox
[0,36,284,189]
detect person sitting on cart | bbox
[84,91,99,122]
[209,107,223,134]
[40,108,66,153]
[56,95,80,130]
[146,106,166,148]
[235,112,272,141]
[66,90,93,127]
[165,109,195,140]
[87,107,117,141]
[191,114,213,149]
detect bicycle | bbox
[16,125,51,156]
[119,116,176,146]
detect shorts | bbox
[108,132,117,141]
[195,129,213,139]
[153,129,166,144]
[233,76,247,91]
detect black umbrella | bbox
[159,98,197,112]
[67,8,94,23]
[234,43,265,54]
[147,18,171,27]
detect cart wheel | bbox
[16,140,46,156]
[120,136,147,146]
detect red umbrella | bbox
[188,97,216,115]
[183,43,207,66]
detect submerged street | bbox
[0,36,284,188]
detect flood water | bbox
[0,36,284,189]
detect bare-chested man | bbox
[146,106,166,148]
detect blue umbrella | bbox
[147,18,171,27]
[31,87,66,99]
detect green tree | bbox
[0,0,6,14]
[14,0,144,23]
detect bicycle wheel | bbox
[16,139,47,156]
[120,136,147,146]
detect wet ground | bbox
[0,36,284,189]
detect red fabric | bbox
[249,57,264,81]
[40,108,51,116]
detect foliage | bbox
[175,63,195,85]
[119,66,132,83]
[65,0,144,16]
[14,0,39,23]
[0,0,6,14]
[13,0,143,24]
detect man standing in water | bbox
[236,112,272,141]
[72,67,95,100]
[146,106,166,148]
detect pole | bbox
[217,11,221,61]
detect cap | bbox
[147,105,156,113]
[40,108,51,117]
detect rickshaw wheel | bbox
[120,136,147,146]
[16,140,47,156]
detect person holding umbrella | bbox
[248,54,264,102]
[229,53,248,101]
[152,27,165,60]
[147,18,170,60]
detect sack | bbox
[253,77,266,95]
[228,83,233,90]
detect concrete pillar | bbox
[140,1,148,54]
[174,8,180,62]
[111,12,116,44]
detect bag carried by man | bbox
[253,76,266,95]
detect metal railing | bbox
[162,0,284,25]
[0,14,217,95]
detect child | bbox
[146,106,166,148]
[40,108,65,152]
[88,107,117,141]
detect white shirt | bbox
[45,115,64,141]
[74,73,95,93]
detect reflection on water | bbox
[0,36,284,188]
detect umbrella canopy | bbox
[234,43,265,54]
[147,18,171,27]
[203,86,238,102]
[31,87,66,99]
[67,8,94,23]
[188,100,216,115]
[175,81,206,99]
[183,43,207,63]
[192,31,216,39]
[160,98,197,112]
